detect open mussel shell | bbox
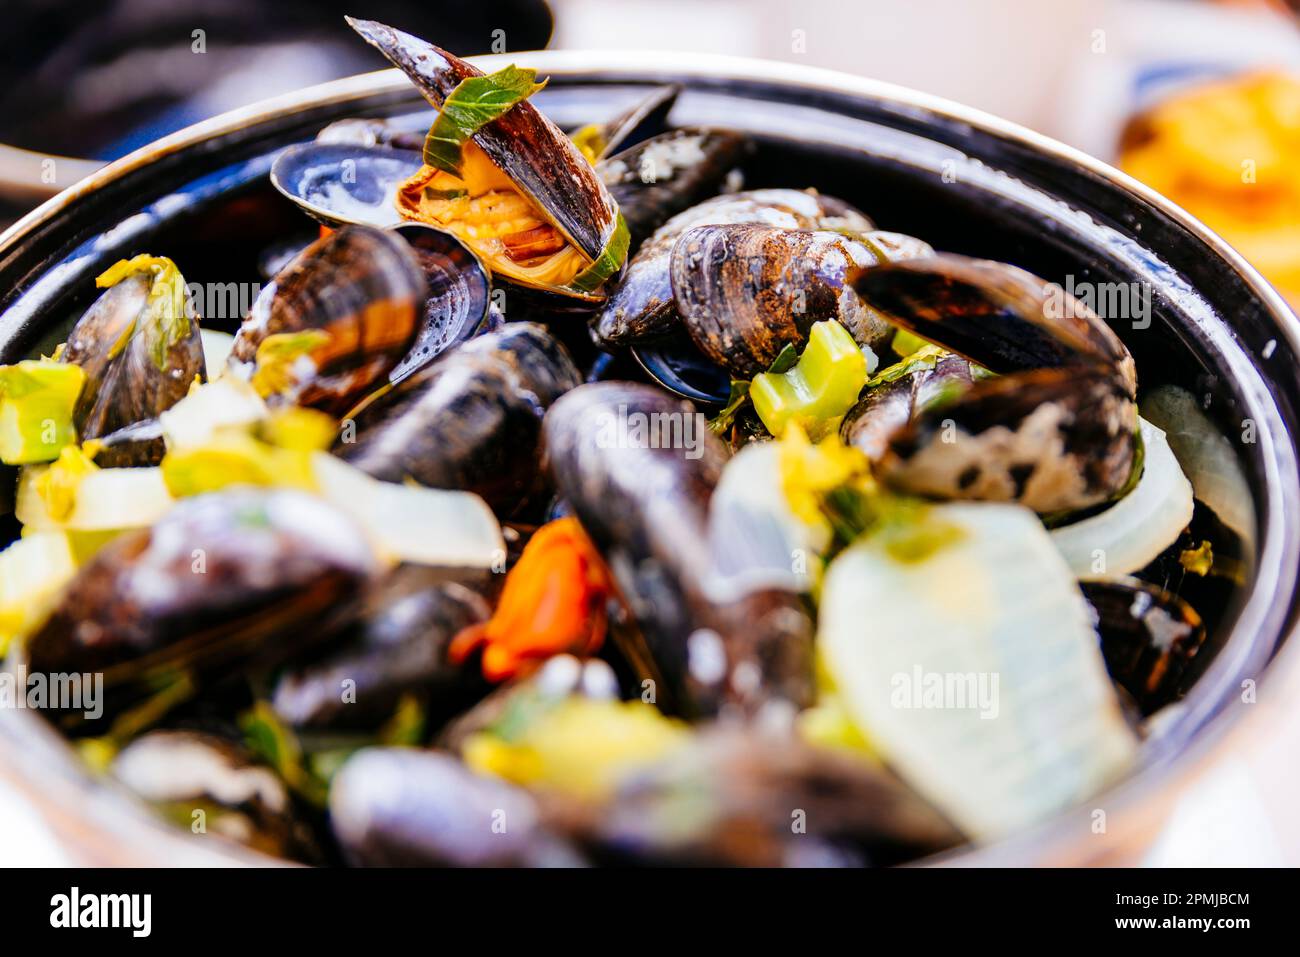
[348,18,620,268]
[336,323,580,517]
[63,271,205,448]
[671,224,931,377]
[632,334,733,404]
[600,127,749,248]
[849,253,1137,396]
[1081,578,1207,717]
[23,489,378,697]
[880,365,1138,514]
[111,730,321,861]
[270,142,422,229]
[271,564,496,731]
[543,382,814,717]
[229,225,425,416]
[387,224,492,384]
[592,188,874,348]
[330,747,584,866]
[592,85,680,160]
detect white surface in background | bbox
[1143,758,1285,867]
[0,781,69,867]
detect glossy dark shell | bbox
[329,747,582,867]
[542,381,814,716]
[24,489,377,689]
[849,253,1137,396]
[269,142,422,229]
[841,354,974,460]
[336,323,580,516]
[593,85,680,160]
[230,225,425,416]
[881,365,1138,514]
[1083,579,1208,716]
[591,188,873,347]
[348,18,620,265]
[671,224,919,377]
[271,564,496,731]
[564,728,961,866]
[600,128,749,249]
[63,271,205,448]
[387,224,492,384]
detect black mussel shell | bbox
[387,224,492,384]
[600,127,749,249]
[230,225,425,416]
[842,354,975,460]
[24,489,378,694]
[543,382,814,717]
[272,564,497,732]
[881,365,1138,514]
[63,270,205,447]
[564,728,962,867]
[336,323,580,517]
[592,188,874,348]
[270,142,422,229]
[632,334,733,404]
[849,253,1137,396]
[329,747,583,866]
[1082,578,1208,716]
[347,18,620,265]
[592,85,680,160]
[671,224,925,377]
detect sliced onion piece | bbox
[200,328,236,377]
[159,376,268,450]
[703,440,827,601]
[16,464,173,532]
[312,452,504,569]
[1140,384,1255,545]
[819,502,1136,842]
[1050,418,1192,580]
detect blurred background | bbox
[3,0,1300,866]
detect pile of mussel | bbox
[0,19,1251,866]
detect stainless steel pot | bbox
[0,52,1296,866]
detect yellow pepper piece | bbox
[0,360,84,465]
[750,320,867,439]
[463,697,688,800]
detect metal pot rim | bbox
[2,51,1298,867]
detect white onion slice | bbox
[312,453,504,569]
[1050,418,1193,580]
[1140,385,1255,545]
[703,440,826,601]
[159,376,267,450]
[16,465,173,532]
[200,328,236,378]
[819,502,1136,842]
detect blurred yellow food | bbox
[1120,71,1300,303]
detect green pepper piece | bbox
[750,321,867,438]
[0,360,85,464]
